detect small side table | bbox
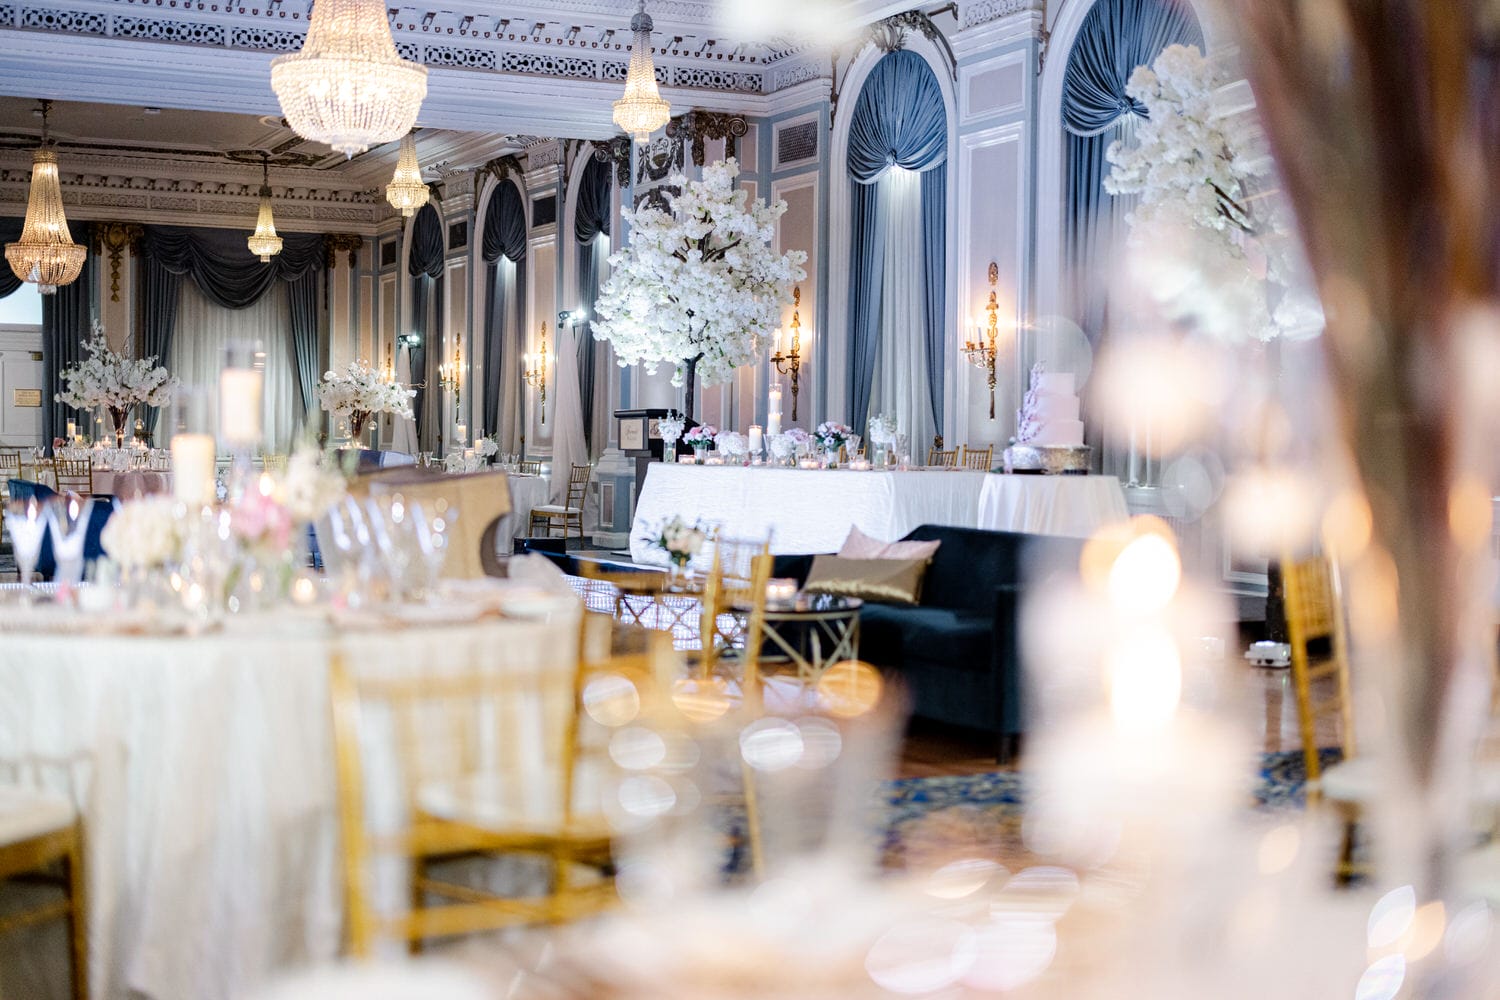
[738,593,863,684]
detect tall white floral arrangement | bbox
[56,331,177,427]
[1105,44,1321,341]
[591,158,807,415]
[317,361,415,439]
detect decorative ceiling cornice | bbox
[666,110,750,167]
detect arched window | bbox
[846,49,948,452]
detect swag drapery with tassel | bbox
[846,49,948,448]
[480,182,526,453]
[574,156,613,457]
[138,225,325,435]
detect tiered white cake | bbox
[1019,371,1085,446]
[1005,364,1091,473]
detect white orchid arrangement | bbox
[101,496,183,569]
[57,332,177,415]
[591,158,808,392]
[317,361,415,438]
[658,411,686,446]
[1105,44,1321,341]
[476,435,499,459]
[868,413,898,447]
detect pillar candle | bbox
[767,387,783,437]
[455,422,468,447]
[748,424,763,454]
[171,433,216,506]
[218,368,263,447]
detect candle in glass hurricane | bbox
[767,386,783,438]
[219,367,263,447]
[171,433,216,506]
[748,424,763,457]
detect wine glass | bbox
[46,494,94,587]
[5,498,47,592]
[365,495,421,600]
[410,500,457,600]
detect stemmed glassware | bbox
[410,500,456,600]
[364,495,422,600]
[46,494,93,587]
[4,498,47,592]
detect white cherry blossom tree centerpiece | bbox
[317,361,415,442]
[591,158,807,420]
[56,330,178,443]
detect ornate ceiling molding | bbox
[666,110,750,167]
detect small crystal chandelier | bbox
[385,132,429,218]
[270,0,428,159]
[247,154,284,263]
[613,1,671,145]
[4,100,87,295]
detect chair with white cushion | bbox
[528,464,590,544]
[0,785,87,1000]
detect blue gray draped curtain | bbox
[846,49,948,441]
[409,203,445,450]
[1061,0,1200,476]
[137,225,326,431]
[0,218,23,300]
[481,183,526,449]
[41,222,93,448]
[574,157,612,455]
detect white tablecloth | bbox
[629,464,988,562]
[0,609,576,1000]
[506,474,551,538]
[91,469,172,498]
[975,474,1129,538]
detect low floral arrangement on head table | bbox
[646,514,708,568]
[317,361,415,440]
[716,431,749,460]
[867,414,898,447]
[683,423,717,451]
[475,435,499,460]
[814,421,854,453]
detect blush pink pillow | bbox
[837,525,941,561]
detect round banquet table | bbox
[90,469,171,499]
[505,473,551,538]
[0,605,577,1000]
[975,473,1129,538]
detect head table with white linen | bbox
[0,599,577,1000]
[975,473,1130,539]
[628,463,989,562]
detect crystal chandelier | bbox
[613,1,671,145]
[385,132,429,218]
[270,0,428,159]
[4,100,87,295]
[247,154,284,263]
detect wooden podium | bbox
[616,408,695,498]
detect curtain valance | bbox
[482,182,527,264]
[0,217,23,299]
[1060,0,1202,137]
[574,159,612,245]
[140,225,323,310]
[848,50,948,184]
[409,203,445,278]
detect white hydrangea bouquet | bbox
[57,330,178,437]
[101,496,184,569]
[317,361,415,440]
[1105,44,1321,341]
[591,158,808,417]
[716,431,749,461]
[277,441,349,522]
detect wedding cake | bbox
[1004,364,1092,473]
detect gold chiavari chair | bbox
[696,536,774,702]
[926,447,958,468]
[0,787,87,1000]
[52,458,93,496]
[332,615,677,955]
[959,444,994,471]
[516,460,543,476]
[1284,548,1364,880]
[0,450,20,500]
[529,464,590,543]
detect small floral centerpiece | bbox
[768,432,798,465]
[716,431,749,464]
[868,413,898,467]
[814,421,854,466]
[658,410,686,462]
[101,496,184,570]
[276,442,349,522]
[644,514,708,589]
[57,329,178,442]
[683,423,717,462]
[317,361,415,441]
[475,435,499,461]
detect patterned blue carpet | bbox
[878,748,1343,867]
